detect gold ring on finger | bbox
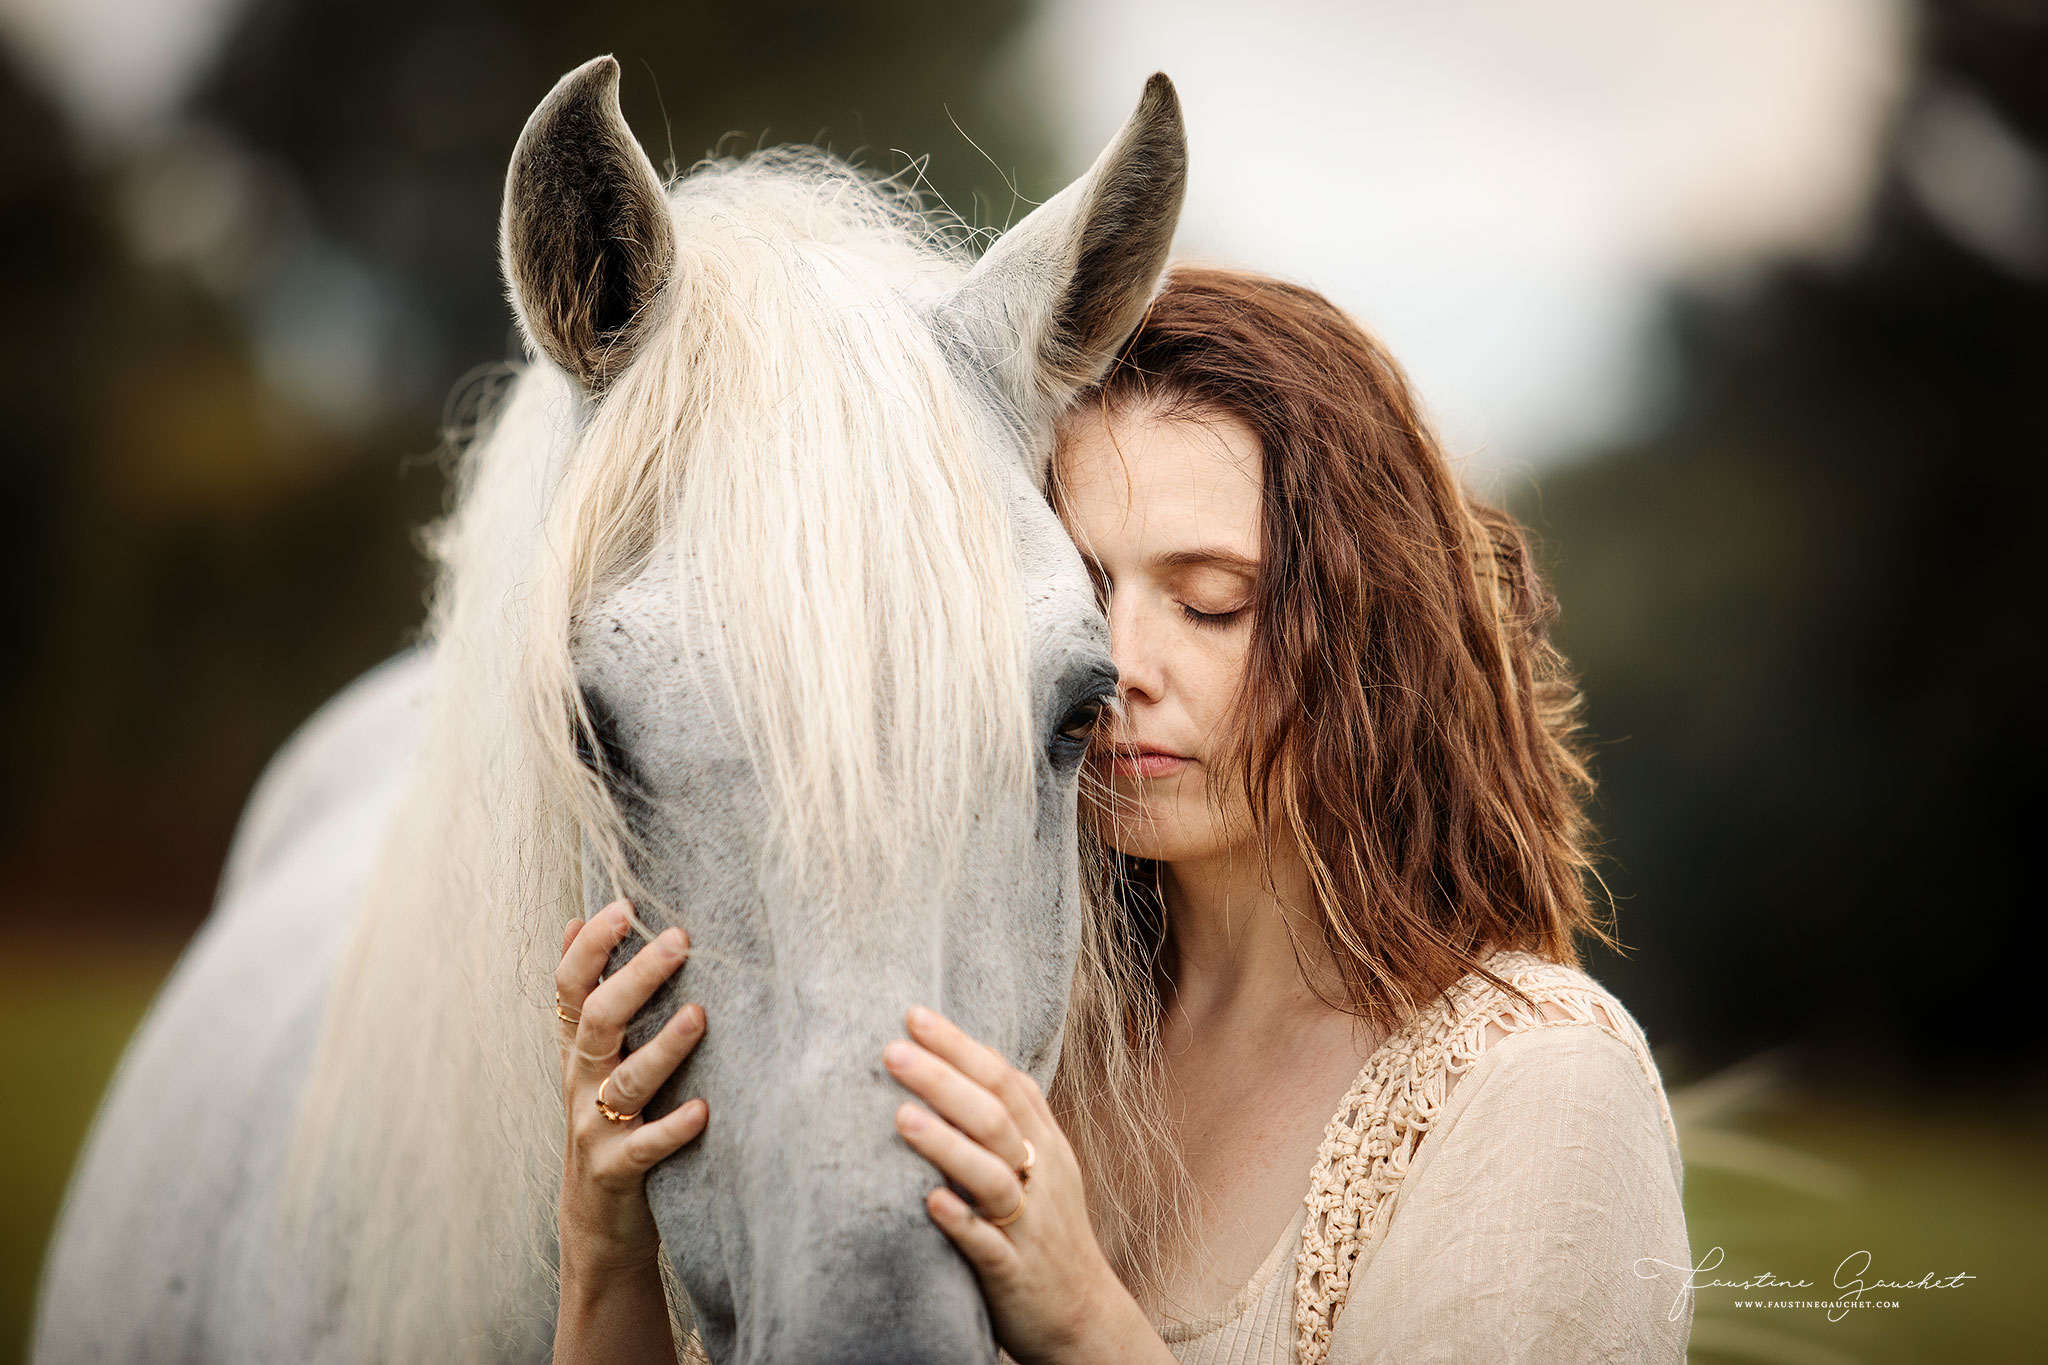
[595,1072,641,1123]
[1015,1138,1035,1187]
[554,991,581,1025]
[984,1186,1025,1229]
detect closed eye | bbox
[1180,603,1245,629]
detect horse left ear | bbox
[947,73,1187,451]
[501,55,675,394]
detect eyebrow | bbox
[1076,545,1260,576]
[1081,544,1253,581]
[1153,546,1260,574]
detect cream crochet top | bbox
[1152,949,1691,1364]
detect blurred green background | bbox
[2,0,2041,1361]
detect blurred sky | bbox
[2,0,1911,478]
[1012,0,1912,480]
[0,0,242,136]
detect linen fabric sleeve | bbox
[1321,1024,1692,1365]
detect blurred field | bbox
[4,945,2039,1364]
[1,944,178,1365]
[1680,1091,2046,1364]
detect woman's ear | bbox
[500,55,675,395]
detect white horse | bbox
[34,57,1186,1365]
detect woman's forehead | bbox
[1054,404,1262,563]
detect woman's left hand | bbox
[884,1006,1160,1365]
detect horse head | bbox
[500,56,1186,1365]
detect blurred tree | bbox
[197,0,1053,405]
[1520,0,2047,1077]
[0,44,99,732]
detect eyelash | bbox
[1180,604,1245,629]
[1085,574,1247,630]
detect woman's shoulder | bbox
[1290,949,1683,1365]
[1406,1020,1683,1200]
[1318,1020,1694,1364]
[1330,948,1675,1135]
[1460,950,1677,1125]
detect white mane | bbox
[282,152,1037,1360]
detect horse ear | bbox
[950,73,1187,438]
[501,56,675,394]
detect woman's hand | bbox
[884,1007,1171,1365]
[552,900,707,1365]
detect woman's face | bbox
[1053,399,1263,866]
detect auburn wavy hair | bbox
[1046,264,1616,1297]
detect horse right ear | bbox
[501,56,675,394]
[948,73,1187,455]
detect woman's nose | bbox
[1106,602,1164,705]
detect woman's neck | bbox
[1156,835,1344,1028]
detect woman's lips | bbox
[1106,749,1190,779]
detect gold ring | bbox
[984,1186,1026,1229]
[595,1072,641,1123]
[554,992,581,1025]
[1016,1138,1036,1187]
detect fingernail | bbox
[883,1041,914,1071]
[659,927,685,955]
[897,1104,925,1133]
[908,1005,934,1029]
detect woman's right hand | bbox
[554,899,707,1282]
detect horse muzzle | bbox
[735,1210,996,1365]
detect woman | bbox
[551,267,1692,1363]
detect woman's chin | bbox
[1086,809,1222,866]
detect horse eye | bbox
[1056,695,1107,744]
[572,690,634,783]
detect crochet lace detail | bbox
[1290,950,1675,1365]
